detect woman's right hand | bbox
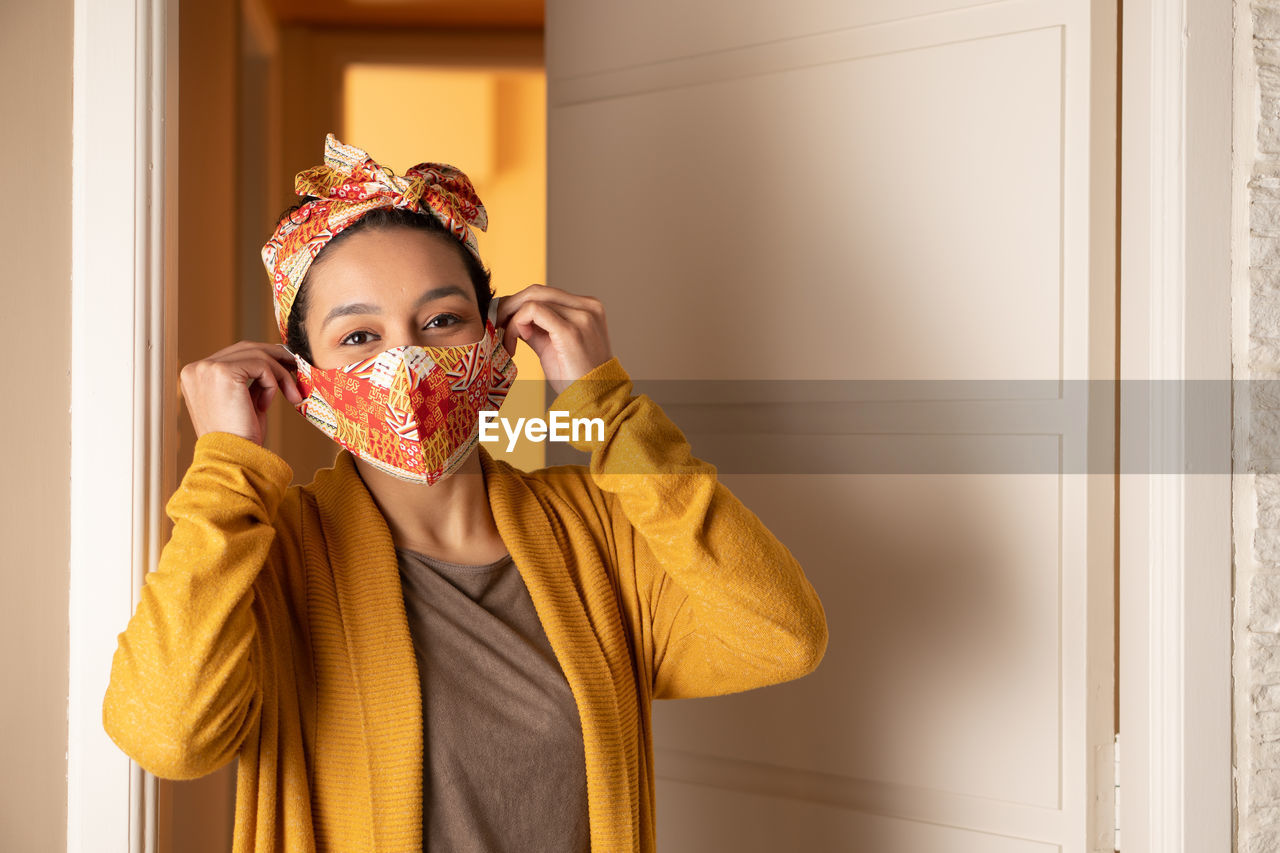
[179,342,305,446]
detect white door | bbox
[547,1,1117,851]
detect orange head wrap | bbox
[261,133,488,342]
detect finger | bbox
[248,342,304,374]
[252,384,277,414]
[498,285,603,320]
[508,302,579,359]
[204,339,288,362]
[496,284,604,326]
[211,340,301,370]
[509,318,552,364]
[246,352,305,405]
[504,300,597,343]
[503,299,613,388]
[267,344,304,370]
[269,365,304,407]
[224,353,303,407]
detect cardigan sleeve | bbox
[547,357,828,700]
[102,431,295,779]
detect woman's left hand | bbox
[496,284,613,395]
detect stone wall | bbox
[1242,3,1280,850]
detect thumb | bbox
[501,326,518,358]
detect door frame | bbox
[67,0,176,850]
[65,0,1235,850]
[1117,0,1233,851]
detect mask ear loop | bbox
[277,344,313,404]
[487,295,507,352]
[278,343,310,374]
[480,294,517,411]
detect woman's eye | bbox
[424,313,461,330]
[340,330,377,346]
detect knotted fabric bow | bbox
[261,132,488,342]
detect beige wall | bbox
[0,1,73,849]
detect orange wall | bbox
[344,64,548,471]
[0,1,73,849]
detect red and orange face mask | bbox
[262,133,517,484]
[292,299,516,485]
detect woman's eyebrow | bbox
[321,302,380,330]
[412,284,469,309]
[321,286,469,330]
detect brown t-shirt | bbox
[396,548,591,853]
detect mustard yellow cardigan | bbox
[103,357,828,852]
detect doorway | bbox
[161,3,546,850]
[67,1,1233,851]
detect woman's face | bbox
[302,226,485,370]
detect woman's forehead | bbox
[307,227,477,311]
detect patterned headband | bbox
[261,132,488,342]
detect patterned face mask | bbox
[290,299,517,485]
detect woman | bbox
[103,134,828,853]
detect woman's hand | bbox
[496,284,613,395]
[179,342,305,446]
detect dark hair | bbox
[276,198,494,363]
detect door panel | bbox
[549,0,1054,82]
[655,473,1063,810]
[547,0,1116,849]
[657,778,1063,853]
[550,24,1065,382]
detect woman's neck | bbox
[353,448,508,565]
